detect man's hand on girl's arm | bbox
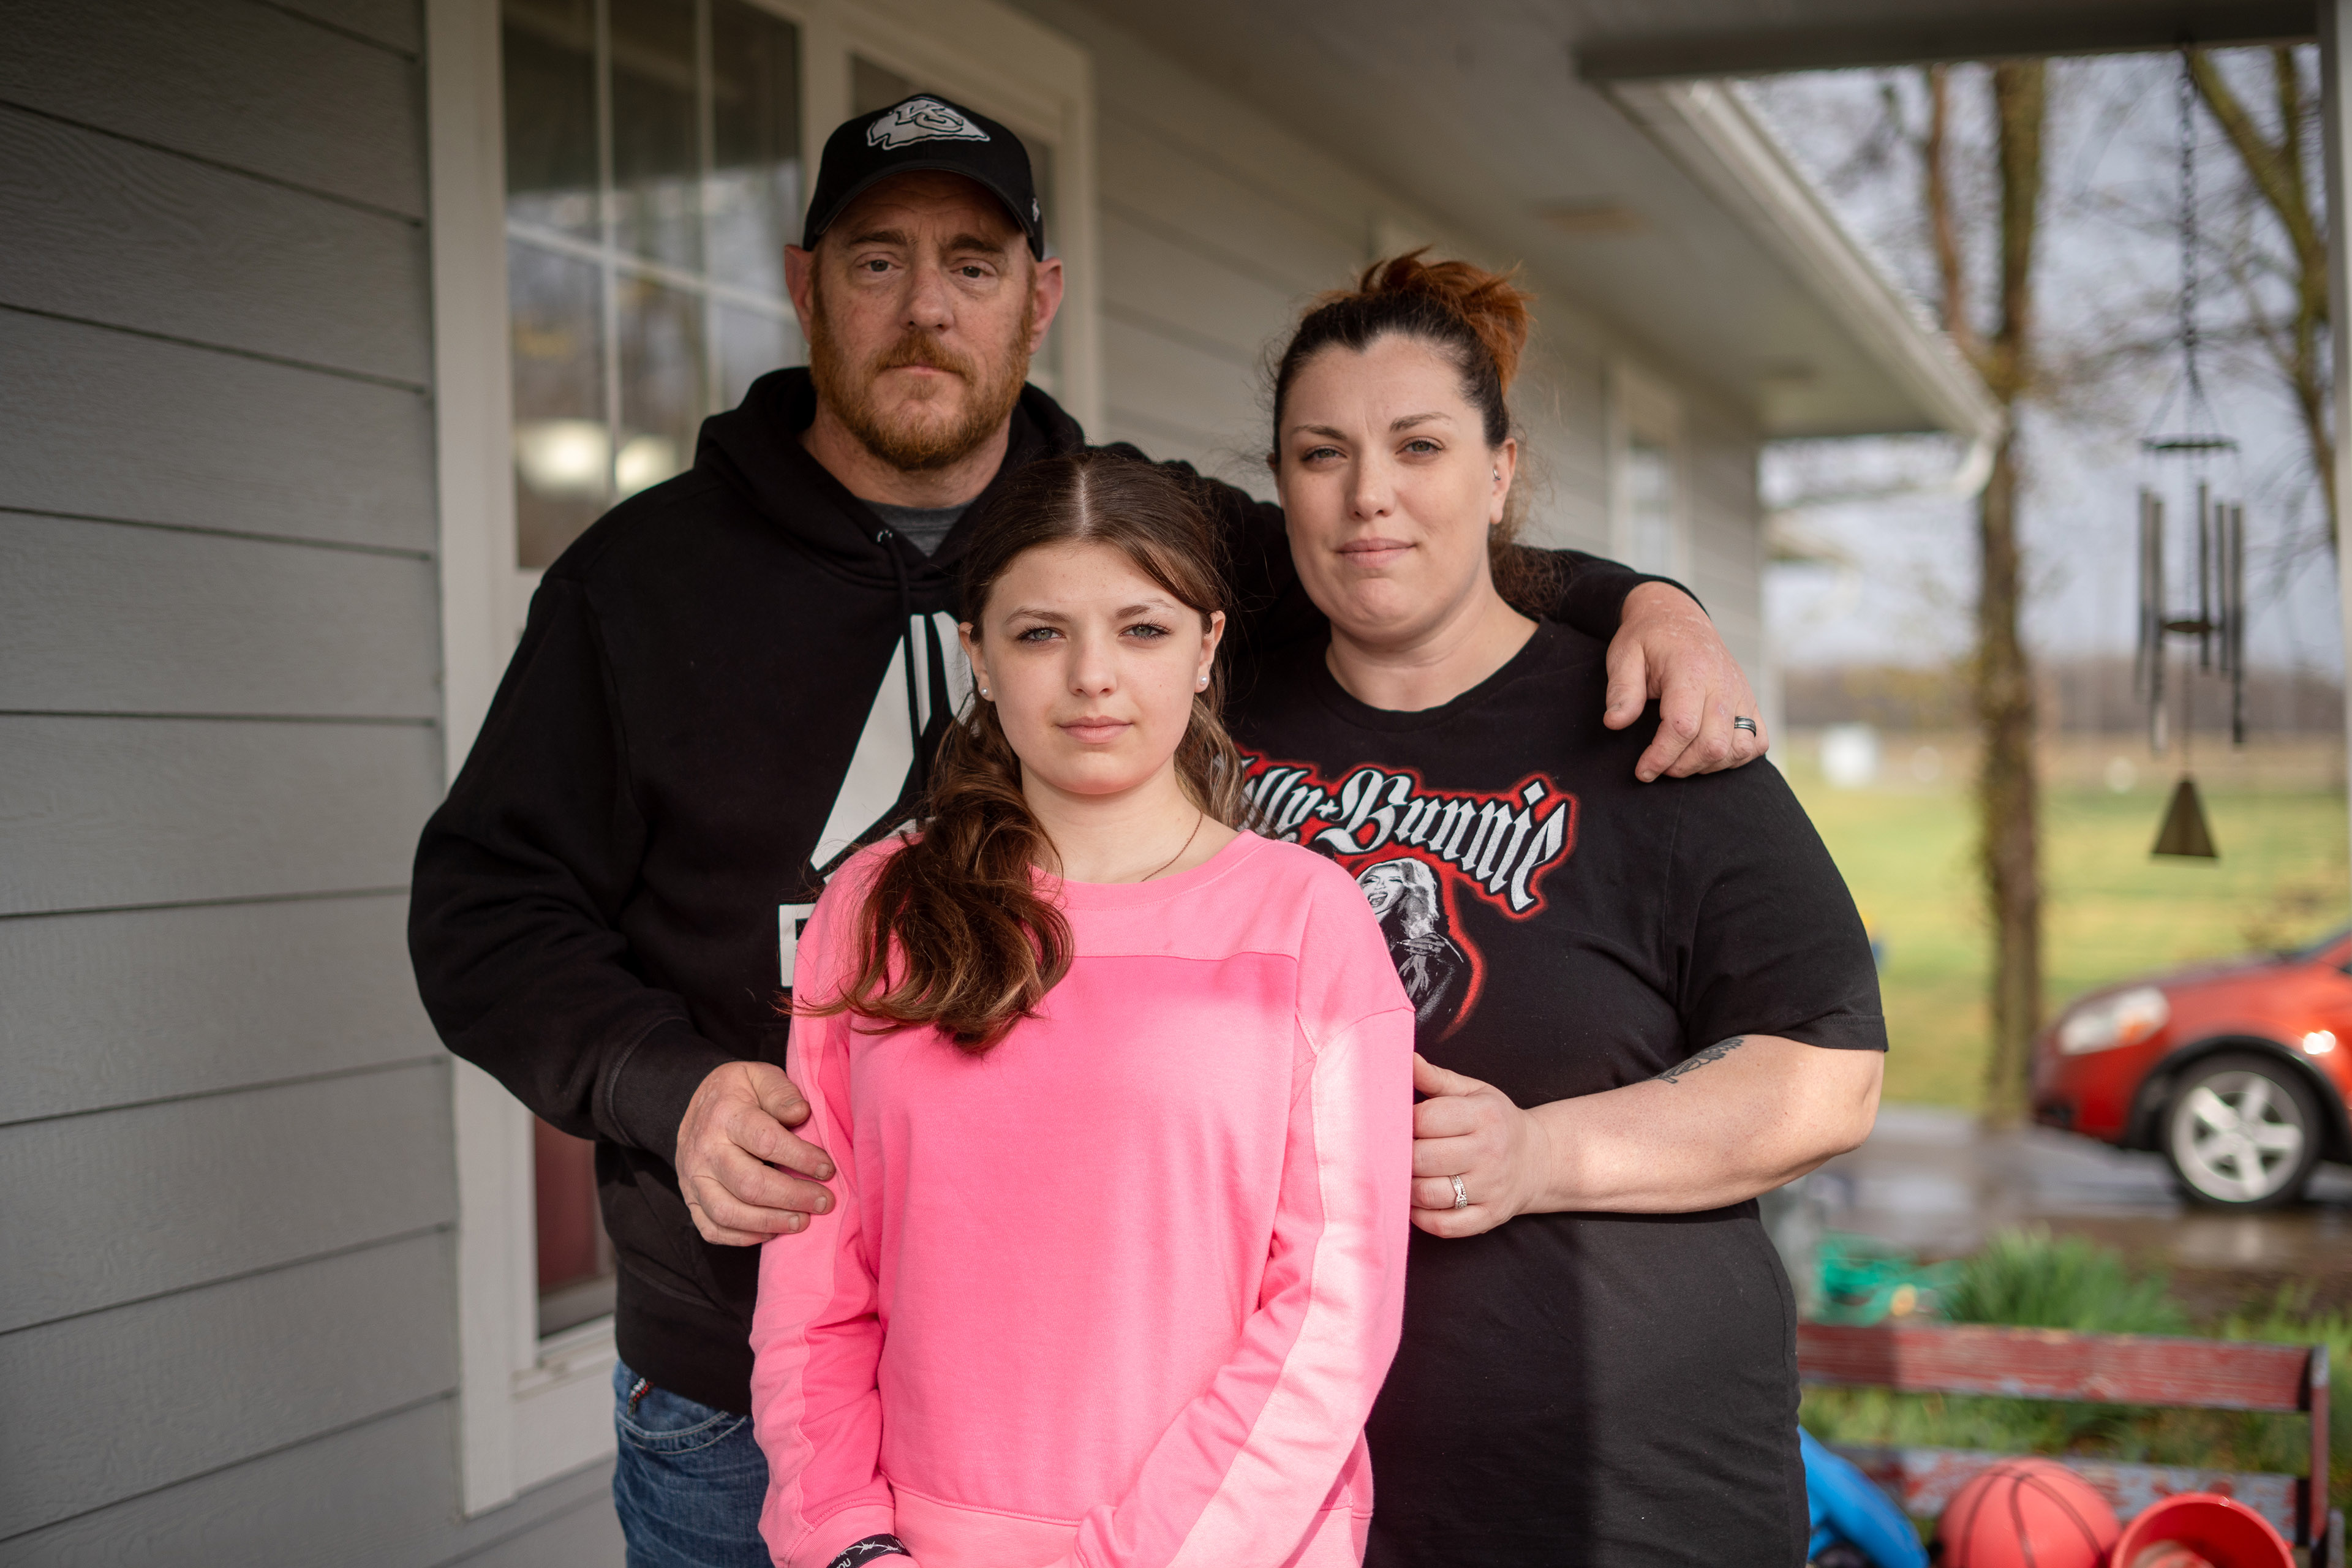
[677,1061,836,1245]
[1404,1041,1881,1237]
[1607,582,1768,781]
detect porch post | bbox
[2326,0,2352,895]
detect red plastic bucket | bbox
[2111,1493,2294,1568]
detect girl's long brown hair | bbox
[805,451,1249,1052]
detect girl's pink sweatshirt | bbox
[750,830,1414,1568]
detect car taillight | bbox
[2056,986,2170,1055]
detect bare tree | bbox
[2187,47,2331,548]
[1921,61,2050,1125]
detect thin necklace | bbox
[1141,811,1205,881]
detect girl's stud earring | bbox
[979,687,990,699]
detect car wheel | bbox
[2163,1052,2323,1209]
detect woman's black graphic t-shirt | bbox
[1227,621,1886,1568]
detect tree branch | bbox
[1989,59,2048,401]
[1923,64,1985,374]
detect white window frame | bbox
[424,0,1096,1515]
[1607,357,1691,583]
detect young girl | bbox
[749,452,1415,1568]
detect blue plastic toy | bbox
[1803,1428,1928,1568]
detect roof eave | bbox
[1606,78,2005,447]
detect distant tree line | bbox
[1781,657,2343,734]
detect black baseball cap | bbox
[802,94,1045,260]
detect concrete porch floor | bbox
[1813,1104,2352,1319]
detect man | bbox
[409,96,1766,1567]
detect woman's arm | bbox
[749,874,901,1568]
[1052,1003,1415,1568]
[1411,756,1886,1234]
[1405,1038,1882,1235]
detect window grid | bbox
[506,0,802,568]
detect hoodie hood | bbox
[693,366,1087,598]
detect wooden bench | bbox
[1797,1322,2342,1564]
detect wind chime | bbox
[2136,60,2249,859]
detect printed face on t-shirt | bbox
[1242,754,1577,1041]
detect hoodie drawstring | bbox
[877,527,929,800]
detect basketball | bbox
[1938,1458,2121,1568]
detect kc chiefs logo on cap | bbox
[866,97,991,150]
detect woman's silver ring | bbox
[1732,716,1758,734]
[1449,1175,1469,1210]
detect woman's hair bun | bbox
[1355,249,1533,393]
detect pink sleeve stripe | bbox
[1153,1007,1414,1568]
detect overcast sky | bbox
[1747,51,2343,679]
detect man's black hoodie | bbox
[409,368,1659,1414]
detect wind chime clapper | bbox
[2133,456,2247,861]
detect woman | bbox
[1231,256,1887,1566]
[748,453,1415,1568]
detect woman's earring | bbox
[1196,675,1208,690]
[979,686,990,699]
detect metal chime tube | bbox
[2148,492,2166,752]
[2229,503,2247,742]
[2196,480,2214,670]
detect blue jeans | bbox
[611,1360,772,1568]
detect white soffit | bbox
[1042,0,1995,441]
[1608,79,2002,448]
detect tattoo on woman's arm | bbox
[1655,1036,1748,1085]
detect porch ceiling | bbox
[1058,0,2307,442]
[1575,1,2314,81]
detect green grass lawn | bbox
[1782,738,2349,1109]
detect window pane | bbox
[709,0,800,303]
[503,0,599,241]
[618,276,703,496]
[533,1118,616,1336]
[1626,437,1679,576]
[716,303,794,411]
[510,243,607,569]
[611,0,701,271]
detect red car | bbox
[2032,927,2352,1208]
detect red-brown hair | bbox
[804,451,1248,1051]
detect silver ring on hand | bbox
[1449,1174,1469,1210]
[1732,716,1758,734]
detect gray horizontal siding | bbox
[450,1496,625,1568]
[0,895,432,1125]
[270,0,423,56]
[1096,112,1359,295]
[0,1062,452,1332]
[0,0,505,1559]
[1098,204,1303,361]
[0,717,439,916]
[1,0,425,216]
[0,1403,617,1568]
[0,105,429,383]
[0,513,440,718]
[0,1232,454,1538]
[0,310,435,551]
[1101,315,1262,464]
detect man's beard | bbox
[807,281,1034,472]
